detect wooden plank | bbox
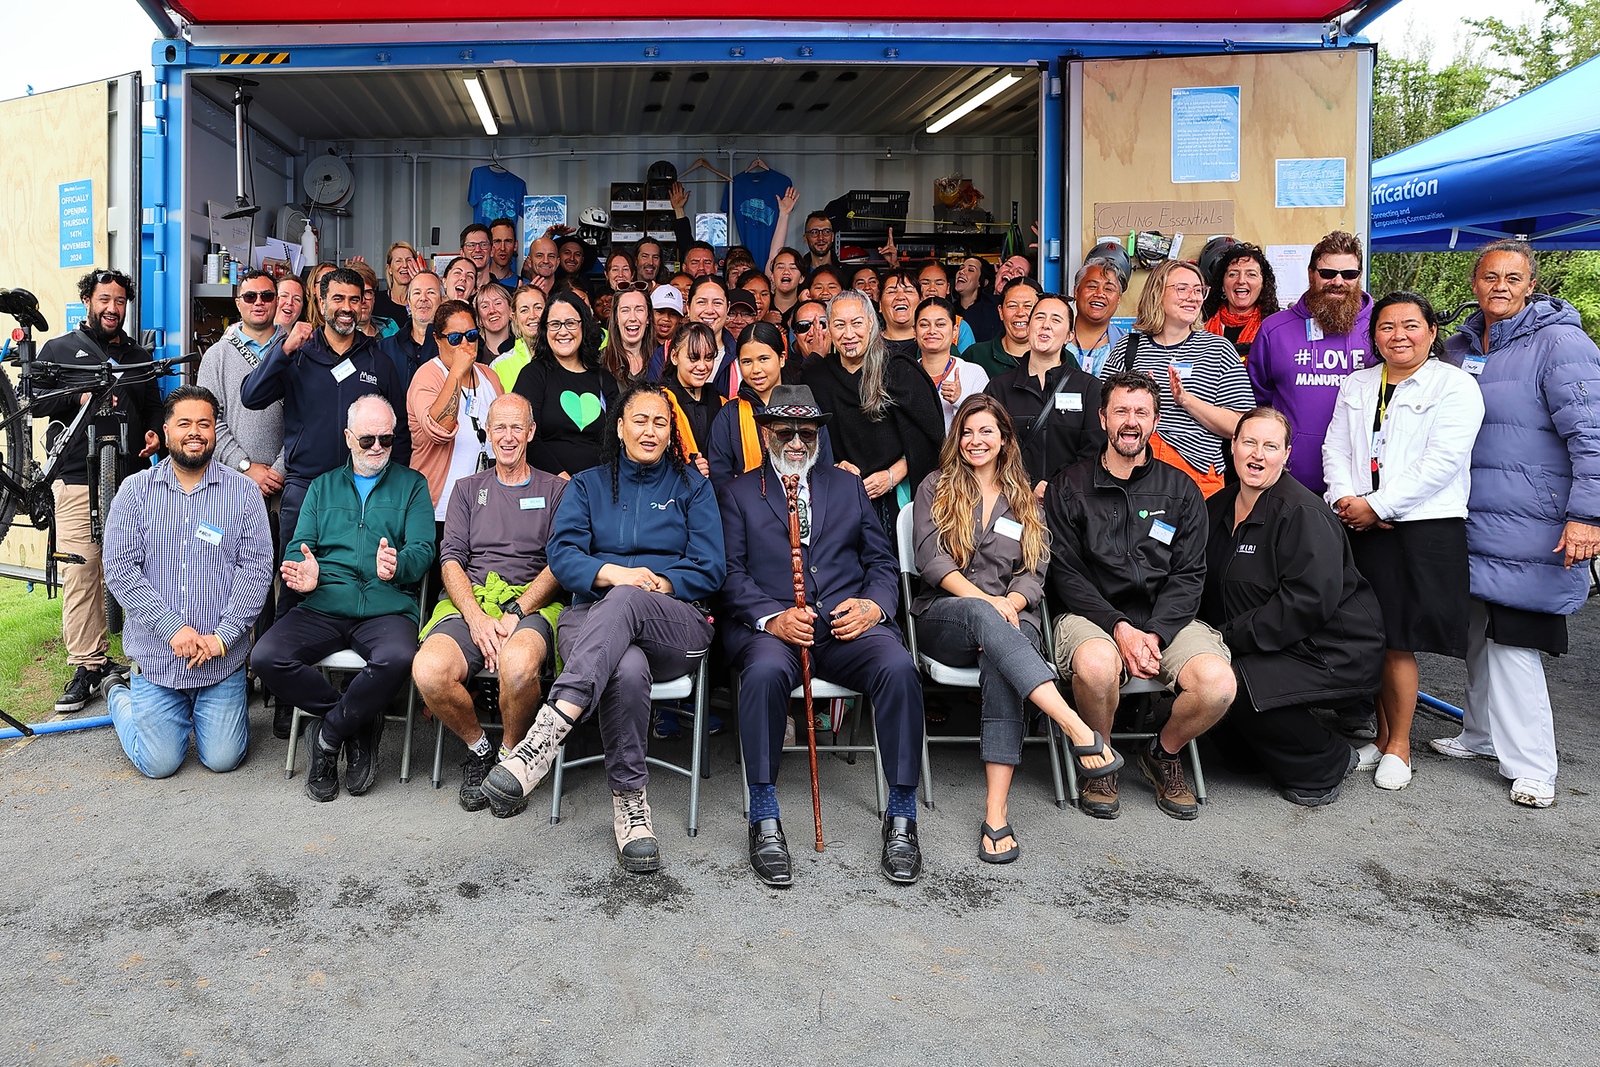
[0,81,110,572]
[1079,51,1362,316]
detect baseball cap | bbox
[727,289,758,313]
[651,286,685,314]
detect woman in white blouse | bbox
[1323,291,1484,790]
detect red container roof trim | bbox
[165,0,1362,25]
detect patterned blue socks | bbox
[886,785,918,820]
[748,783,780,823]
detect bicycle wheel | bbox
[99,441,123,636]
[0,366,32,536]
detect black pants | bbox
[251,606,418,747]
[1211,697,1352,793]
[274,479,312,620]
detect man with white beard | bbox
[718,385,926,888]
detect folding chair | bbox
[732,674,890,818]
[282,583,428,785]
[892,505,1069,810]
[547,652,713,837]
[429,667,506,790]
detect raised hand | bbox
[376,537,398,581]
[284,320,315,353]
[282,543,319,593]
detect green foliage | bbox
[1369,1,1600,341]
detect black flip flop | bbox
[979,822,1019,864]
[1069,732,1125,780]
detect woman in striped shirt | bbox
[1103,260,1254,497]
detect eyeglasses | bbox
[804,228,834,237]
[1316,268,1362,281]
[614,281,651,292]
[444,329,481,346]
[238,290,277,304]
[1166,283,1209,298]
[463,241,490,251]
[793,319,820,332]
[546,319,583,335]
[355,434,395,450]
[768,426,819,443]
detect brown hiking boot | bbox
[1139,743,1199,820]
[1079,770,1120,819]
[613,788,662,873]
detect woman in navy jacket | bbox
[482,382,726,874]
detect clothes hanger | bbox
[743,157,771,173]
[489,147,508,173]
[679,156,731,183]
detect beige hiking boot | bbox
[613,787,662,873]
[481,703,574,819]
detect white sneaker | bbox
[1354,743,1382,771]
[1429,736,1495,761]
[1374,753,1413,790]
[1510,778,1555,808]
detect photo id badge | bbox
[1149,518,1176,545]
[194,522,224,545]
[331,358,357,382]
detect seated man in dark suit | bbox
[720,385,925,888]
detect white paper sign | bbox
[1266,244,1315,303]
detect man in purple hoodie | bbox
[1247,231,1373,493]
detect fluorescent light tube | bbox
[464,76,498,137]
[926,73,1022,134]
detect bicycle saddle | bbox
[0,288,49,333]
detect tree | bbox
[1466,0,1600,93]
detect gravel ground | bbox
[3,605,1598,1065]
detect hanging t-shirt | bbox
[468,166,527,227]
[721,168,793,267]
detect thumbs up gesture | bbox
[940,364,961,404]
[376,536,398,581]
[282,543,320,592]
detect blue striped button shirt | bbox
[102,458,273,689]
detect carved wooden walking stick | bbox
[782,473,825,852]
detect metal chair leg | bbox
[1061,724,1080,803]
[919,727,935,810]
[869,699,888,818]
[284,707,305,779]
[687,658,707,837]
[398,682,415,784]
[1045,718,1068,809]
[1187,738,1208,802]
[432,718,447,789]
[549,745,567,824]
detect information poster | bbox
[695,213,729,248]
[1171,86,1241,184]
[1275,158,1347,208]
[59,180,94,268]
[64,303,87,331]
[522,195,567,263]
[1267,244,1314,303]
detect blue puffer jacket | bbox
[547,453,727,605]
[1445,295,1600,614]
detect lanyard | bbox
[1375,364,1392,427]
[930,356,957,389]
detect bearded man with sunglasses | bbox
[1248,230,1373,494]
[252,394,435,803]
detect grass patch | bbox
[0,579,123,724]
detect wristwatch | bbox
[237,458,252,472]
[500,599,525,618]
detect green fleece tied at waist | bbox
[420,571,564,675]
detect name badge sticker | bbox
[1463,355,1487,376]
[1171,361,1193,381]
[194,522,224,545]
[519,496,547,510]
[993,516,1024,541]
[1307,319,1325,342]
[331,358,357,382]
[1055,392,1083,412]
[1149,518,1176,545]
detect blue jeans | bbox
[107,668,250,779]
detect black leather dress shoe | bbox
[880,815,922,884]
[748,818,793,886]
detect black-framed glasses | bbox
[546,319,583,335]
[804,227,834,237]
[1316,268,1362,281]
[355,434,395,450]
[768,426,819,443]
[238,290,277,304]
[444,329,481,346]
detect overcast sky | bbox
[0,0,1546,103]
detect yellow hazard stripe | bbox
[220,53,290,65]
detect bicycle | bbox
[0,288,199,619]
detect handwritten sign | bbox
[1094,200,1235,236]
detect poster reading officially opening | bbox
[1171,86,1241,184]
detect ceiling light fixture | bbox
[926,73,1021,134]
[463,75,498,136]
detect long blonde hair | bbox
[1132,259,1205,337]
[930,395,1049,575]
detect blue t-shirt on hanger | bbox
[468,165,527,227]
[722,167,793,269]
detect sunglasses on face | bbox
[769,426,819,443]
[1316,268,1362,281]
[793,319,820,332]
[238,290,277,304]
[444,329,481,346]
[355,434,395,449]
[614,281,651,292]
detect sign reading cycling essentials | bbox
[59,180,94,269]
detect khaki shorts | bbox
[1053,615,1230,693]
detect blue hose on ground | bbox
[1416,692,1465,720]
[0,714,114,741]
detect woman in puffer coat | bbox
[1431,240,1600,809]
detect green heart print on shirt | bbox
[560,391,604,430]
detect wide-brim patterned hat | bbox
[754,384,833,426]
